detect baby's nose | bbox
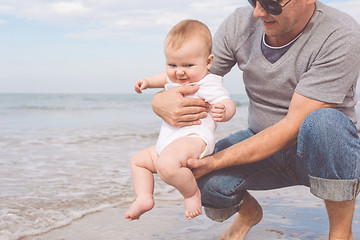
[176,68,185,75]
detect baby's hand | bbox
[211,102,227,122]
[134,78,150,94]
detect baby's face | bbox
[164,38,213,85]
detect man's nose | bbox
[253,1,268,18]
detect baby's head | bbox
[165,19,212,56]
[164,19,214,85]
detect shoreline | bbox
[21,187,360,240]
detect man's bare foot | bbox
[184,188,202,220]
[219,191,263,240]
[125,195,155,221]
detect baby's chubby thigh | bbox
[156,136,206,176]
[130,145,158,173]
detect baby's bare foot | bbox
[184,188,202,220]
[125,195,154,221]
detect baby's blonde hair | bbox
[164,19,212,55]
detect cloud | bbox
[51,1,91,15]
[0,0,358,41]
[0,0,246,40]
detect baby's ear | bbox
[207,54,214,69]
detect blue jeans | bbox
[197,108,360,222]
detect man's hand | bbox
[187,155,215,179]
[152,85,210,127]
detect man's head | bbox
[250,0,317,46]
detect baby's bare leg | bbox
[125,146,158,221]
[156,137,206,219]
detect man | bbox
[152,0,360,239]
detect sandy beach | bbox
[21,186,360,240]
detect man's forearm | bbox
[210,92,337,171]
[211,117,298,171]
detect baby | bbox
[125,19,236,220]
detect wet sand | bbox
[21,186,360,240]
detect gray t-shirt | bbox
[210,1,360,133]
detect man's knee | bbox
[297,108,360,201]
[198,173,246,209]
[299,108,348,139]
[298,108,357,158]
[298,108,359,177]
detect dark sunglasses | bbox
[248,0,293,15]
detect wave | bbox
[0,93,154,112]
[7,203,119,240]
[0,173,181,240]
[0,93,249,112]
[6,105,113,111]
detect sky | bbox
[0,0,359,94]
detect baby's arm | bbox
[211,98,236,122]
[135,72,167,93]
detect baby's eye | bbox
[168,64,177,67]
[184,64,194,67]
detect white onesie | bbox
[156,73,230,158]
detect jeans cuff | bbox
[204,200,243,222]
[309,175,360,201]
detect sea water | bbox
[0,93,249,240]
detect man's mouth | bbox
[263,19,276,26]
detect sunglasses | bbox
[248,0,293,15]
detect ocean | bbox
[0,93,250,240]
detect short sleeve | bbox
[295,28,360,104]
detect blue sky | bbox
[0,0,359,94]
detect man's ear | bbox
[306,0,316,6]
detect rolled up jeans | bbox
[197,108,360,222]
